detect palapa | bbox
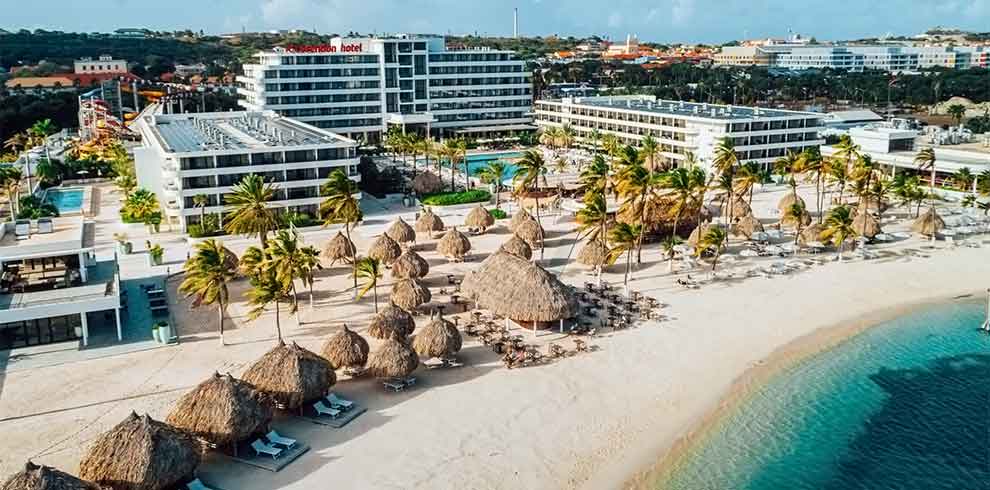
[852,212,882,239]
[79,412,199,490]
[2,462,100,490]
[415,210,445,235]
[411,314,462,358]
[437,228,472,261]
[576,239,608,268]
[241,341,336,410]
[777,193,806,214]
[390,278,432,311]
[166,373,273,448]
[730,197,752,219]
[497,234,533,260]
[321,231,356,265]
[368,303,416,339]
[508,207,534,232]
[412,172,443,195]
[799,223,825,245]
[687,223,721,247]
[385,218,416,244]
[461,252,578,322]
[912,208,946,236]
[368,234,401,265]
[514,218,544,248]
[391,249,429,279]
[366,337,419,379]
[464,205,495,232]
[321,325,370,370]
[733,214,764,239]
[780,208,812,228]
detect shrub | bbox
[489,208,508,220]
[420,189,492,206]
[188,224,224,238]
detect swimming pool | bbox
[465,151,522,177]
[44,188,84,214]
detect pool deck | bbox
[43,186,93,217]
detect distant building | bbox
[823,110,884,130]
[4,77,76,94]
[607,35,640,56]
[113,28,149,39]
[174,63,208,78]
[132,110,360,232]
[714,44,990,72]
[74,55,128,75]
[712,46,774,66]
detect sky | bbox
[3,0,990,44]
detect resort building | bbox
[74,55,128,75]
[0,217,122,348]
[713,45,990,72]
[236,35,534,143]
[534,95,824,173]
[132,110,360,231]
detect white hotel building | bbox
[535,96,824,173]
[237,35,534,143]
[132,110,359,231]
[715,45,990,72]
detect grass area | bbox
[489,208,508,220]
[420,189,492,206]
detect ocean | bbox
[658,299,990,490]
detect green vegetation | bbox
[420,189,492,206]
[16,195,58,219]
[120,188,162,229]
[488,208,508,220]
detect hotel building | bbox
[534,95,824,173]
[714,45,990,72]
[132,110,360,232]
[237,35,534,143]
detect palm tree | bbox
[320,169,362,290]
[0,167,21,221]
[576,190,609,242]
[601,133,621,159]
[178,240,238,345]
[799,148,826,222]
[785,201,807,248]
[695,225,728,273]
[606,222,641,292]
[224,174,278,250]
[978,170,990,196]
[946,104,966,126]
[614,146,656,263]
[265,229,314,317]
[192,193,209,227]
[247,269,295,343]
[587,128,603,155]
[660,235,683,272]
[579,154,610,196]
[711,138,739,224]
[28,119,57,188]
[514,149,547,230]
[476,160,507,208]
[353,256,383,312]
[774,150,802,197]
[734,161,763,206]
[3,132,29,155]
[239,245,267,278]
[298,245,322,309]
[443,138,466,191]
[828,158,851,205]
[914,147,938,209]
[821,205,855,261]
[639,135,661,171]
[663,165,707,246]
[953,167,975,193]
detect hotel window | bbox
[414,55,426,75]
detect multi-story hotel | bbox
[714,45,990,72]
[132,110,360,232]
[237,35,534,143]
[534,95,824,173]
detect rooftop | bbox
[144,111,353,154]
[0,217,94,261]
[554,96,815,120]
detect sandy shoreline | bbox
[620,291,981,489]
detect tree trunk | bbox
[373,284,379,313]
[217,302,225,346]
[346,223,357,290]
[274,299,283,342]
[624,250,631,289]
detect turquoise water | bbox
[660,300,990,490]
[465,151,522,177]
[45,188,84,213]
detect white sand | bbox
[2,183,988,489]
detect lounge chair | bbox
[382,379,406,392]
[312,401,341,419]
[186,478,215,490]
[250,439,283,459]
[326,393,354,410]
[265,430,296,449]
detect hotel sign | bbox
[277,43,363,53]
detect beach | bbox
[2,183,989,489]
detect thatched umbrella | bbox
[852,212,882,239]
[576,239,608,269]
[2,462,100,490]
[412,172,443,195]
[515,218,544,248]
[79,413,199,490]
[322,231,356,265]
[733,214,764,239]
[912,208,946,237]
[391,249,429,279]
[321,325,369,370]
[437,228,472,261]
[385,218,416,245]
[412,314,462,358]
[508,207,534,232]
[799,223,825,245]
[241,341,336,411]
[780,208,812,229]
[366,338,419,379]
[461,252,578,324]
[777,193,806,214]
[368,234,401,265]
[465,205,495,232]
[415,210,445,236]
[166,373,273,448]
[730,197,752,219]
[498,234,533,260]
[390,278,431,311]
[687,223,720,247]
[368,302,416,340]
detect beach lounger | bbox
[186,479,215,490]
[383,379,406,392]
[251,439,283,459]
[265,430,296,449]
[404,376,417,387]
[326,393,354,410]
[423,358,445,369]
[313,401,341,418]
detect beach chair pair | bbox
[382,377,417,392]
[251,439,283,460]
[313,392,355,418]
